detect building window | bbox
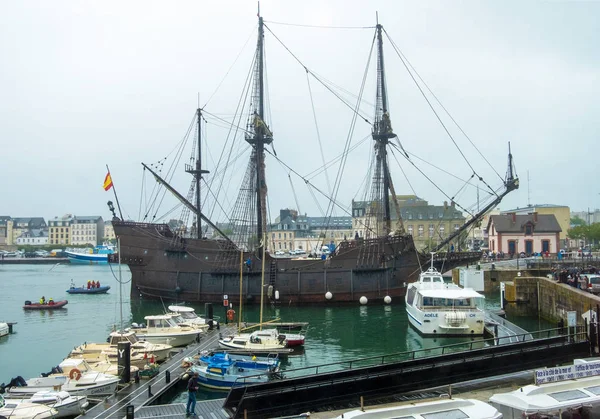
[525,224,533,235]
[418,213,423,220]
[289,242,292,249]
[454,224,460,231]
[278,233,281,239]
[284,233,287,239]
[440,226,445,238]
[439,213,443,219]
[408,225,413,235]
[429,225,434,237]
[408,213,413,220]
[418,225,424,237]
[272,233,275,239]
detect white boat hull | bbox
[7,375,119,397]
[0,322,9,337]
[406,305,485,336]
[136,331,199,347]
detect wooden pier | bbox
[78,326,236,419]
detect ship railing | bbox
[276,325,587,379]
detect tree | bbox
[571,216,586,226]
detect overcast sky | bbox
[2,1,599,224]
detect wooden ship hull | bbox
[111,221,480,304]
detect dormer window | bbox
[525,224,533,235]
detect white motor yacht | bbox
[7,359,119,397]
[131,315,201,347]
[168,305,215,330]
[0,398,58,418]
[334,398,501,419]
[167,310,210,332]
[3,390,88,418]
[405,259,485,336]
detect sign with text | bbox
[535,361,600,385]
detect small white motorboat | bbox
[71,330,172,362]
[168,305,215,330]
[334,398,501,419]
[219,329,287,351]
[0,322,9,337]
[3,390,88,418]
[131,315,201,347]
[7,359,119,397]
[0,396,58,418]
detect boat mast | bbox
[246,13,272,253]
[185,109,209,239]
[371,21,396,236]
[432,144,519,252]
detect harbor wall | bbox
[451,267,549,294]
[503,276,600,324]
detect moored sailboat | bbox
[110,12,518,306]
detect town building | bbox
[571,209,600,225]
[71,216,104,246]
[352,195,467,251]
[48,214,74,246]
[486,212,561,256]
[501,204,570,244]
[0,216,12,246]
[10,217,47,244]
[16,229,48,246]
[269,209,352,253]
[104,221,116,242]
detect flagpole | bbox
[106,164,124,220]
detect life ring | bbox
[69,368,82,381]
[227,309,235,321]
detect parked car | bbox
[587,275,600,295]
[274,250,285,256]
[578,248,592,257]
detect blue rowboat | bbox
[190,352,279,390]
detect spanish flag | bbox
[103,172,113,191]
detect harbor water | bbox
[0,263,553,400]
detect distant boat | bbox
[23,300,68,310]
[65,244,115,265]
[66,284,111,294]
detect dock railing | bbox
[277,325,588,379]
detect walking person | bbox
[186,372,199,416]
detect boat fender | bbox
[24,300,31,306]
[69,368,82,381]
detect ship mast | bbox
[370,21,397,237]
[246,14,272,253]
[185,109,210,239]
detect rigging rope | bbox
[306,70,332,196]
[381,28,499,199]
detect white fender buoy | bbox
[275,290,280,300]
[384,296,392,304]
[325,291,333,300]
[360,296,368,305]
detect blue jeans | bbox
[186,391,197,415]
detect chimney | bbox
[532,212,538,222]
[509,212,516,222]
